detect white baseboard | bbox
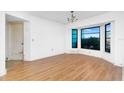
[114,63,124,67]
[30,52,65,61]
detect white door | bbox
[10,23,24,60]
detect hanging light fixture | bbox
[67,11,78,23]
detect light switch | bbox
[32,39,34,42]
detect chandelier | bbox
[67,11,78,23]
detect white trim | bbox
[0,68,6,76]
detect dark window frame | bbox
[81,26,100,50]
[72,29,78,48]
[105,23,111,53]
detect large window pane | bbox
[81,26,100,50]
[105,23,111,53]
[72,29,78,48]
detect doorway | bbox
[5,15,24,69]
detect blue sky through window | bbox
[81,27,100,38]
[106,24,111,31]
[72,29,78,48]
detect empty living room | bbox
[0,11,124,81]
[1,0,124,92]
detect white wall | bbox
[30,16,66,60]
[0,11,66,76]
[23,21,31,61]
[0,12,6,76]
[5,12,66,61]
[66,12,124,67]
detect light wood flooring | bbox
[1,54,122,81]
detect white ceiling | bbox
[27,11,108,24]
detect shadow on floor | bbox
[6,60,22,69]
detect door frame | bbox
[5,14,31,62]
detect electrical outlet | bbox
[118,63,124,67]
[32,38,34,42]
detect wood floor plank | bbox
[1,54,122,81]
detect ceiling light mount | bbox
[67,11,78,23]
